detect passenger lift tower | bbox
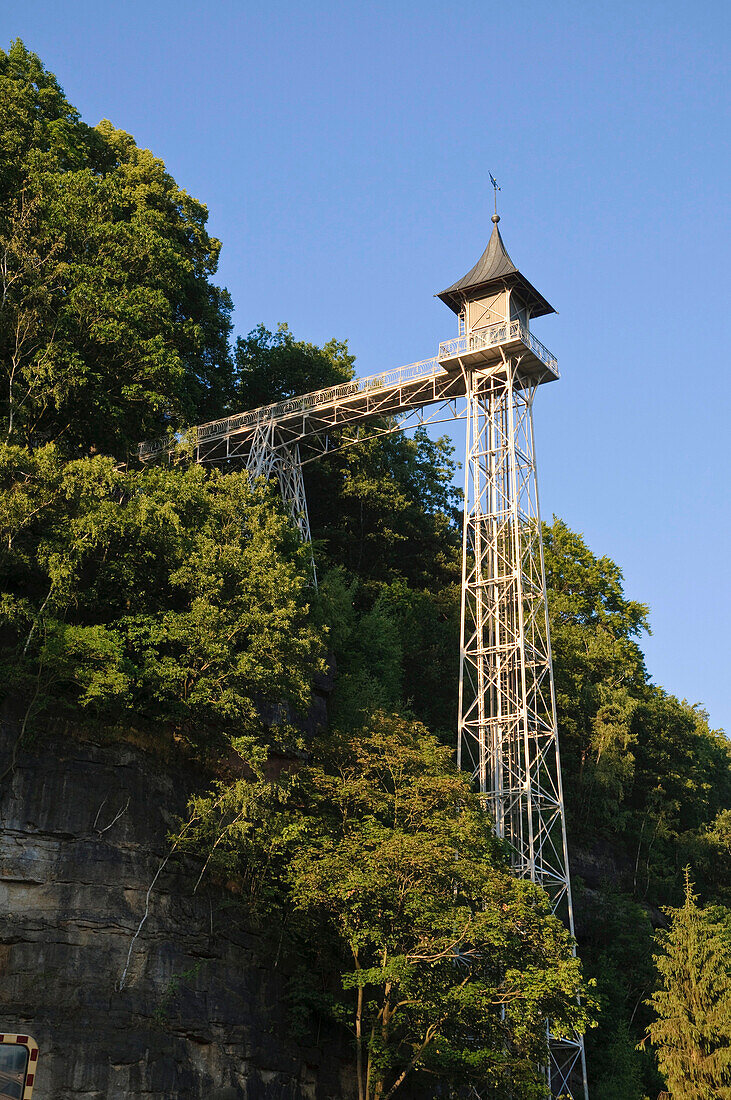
[438,214,588,1098]
[140,209,588,1099]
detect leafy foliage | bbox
[234,322,355,409]
[544,518,731,903]
[646,877,731,1098]
[543,517,649,803]
[0,40,233,457]
[0,442,323,757]
[180,714,593,1100]
[574,883,661,1097]
[682,809,731,907]
[309,428,461,592]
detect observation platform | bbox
[436,319,558,376]
[139,320,557,464]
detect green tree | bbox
[309,428,461,591]
[543,517,649,799]
[543,518,731,892]
[626,696,731,903]
[286,716,592,1100]
[594,1021,644,1100]
[317,570,403,728]
[0,443,324,758]
[575,884,657,1099]
[234,322,355,410]
[0,40,233,457]
[647,876,731,1098]
[683,810,731,907]
[181,714,594,1100]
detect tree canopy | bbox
[0,39,233,458]
[0,443,323,759]
[234,322,355,410]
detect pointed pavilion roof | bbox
[437,216,555,318]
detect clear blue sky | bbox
[3,0,729,731]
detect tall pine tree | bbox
[647,874,731,1098]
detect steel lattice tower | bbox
[441,215,588,1099]
[140,210,588,1098]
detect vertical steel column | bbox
[457,357,588,1099]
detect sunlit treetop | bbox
[0,39,234,458]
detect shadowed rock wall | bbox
[0,722,350,1100]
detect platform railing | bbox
[438,319,557,371]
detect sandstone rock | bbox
[0,724,351,1100]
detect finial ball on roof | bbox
[491,214,500,224]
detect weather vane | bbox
[489,172,501,217]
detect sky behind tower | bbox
[2,0,729,731]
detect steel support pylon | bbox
[456,358,588,1099]
[245,426,316,583]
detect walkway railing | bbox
[138,356,444,459]
[192,355,443,444]
[139,320,556,460]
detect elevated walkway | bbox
[139,319,557,464]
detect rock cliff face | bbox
[0,720,350,1100]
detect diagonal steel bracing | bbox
[244,424,316,581]
[244,423,313,543]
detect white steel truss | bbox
[138,319,556,467]
[139,317,588,1097]
[457,356,587,1098]
[244,423,313,544]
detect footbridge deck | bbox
[138,319,558,465]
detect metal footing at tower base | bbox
[457,356,588,1099]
